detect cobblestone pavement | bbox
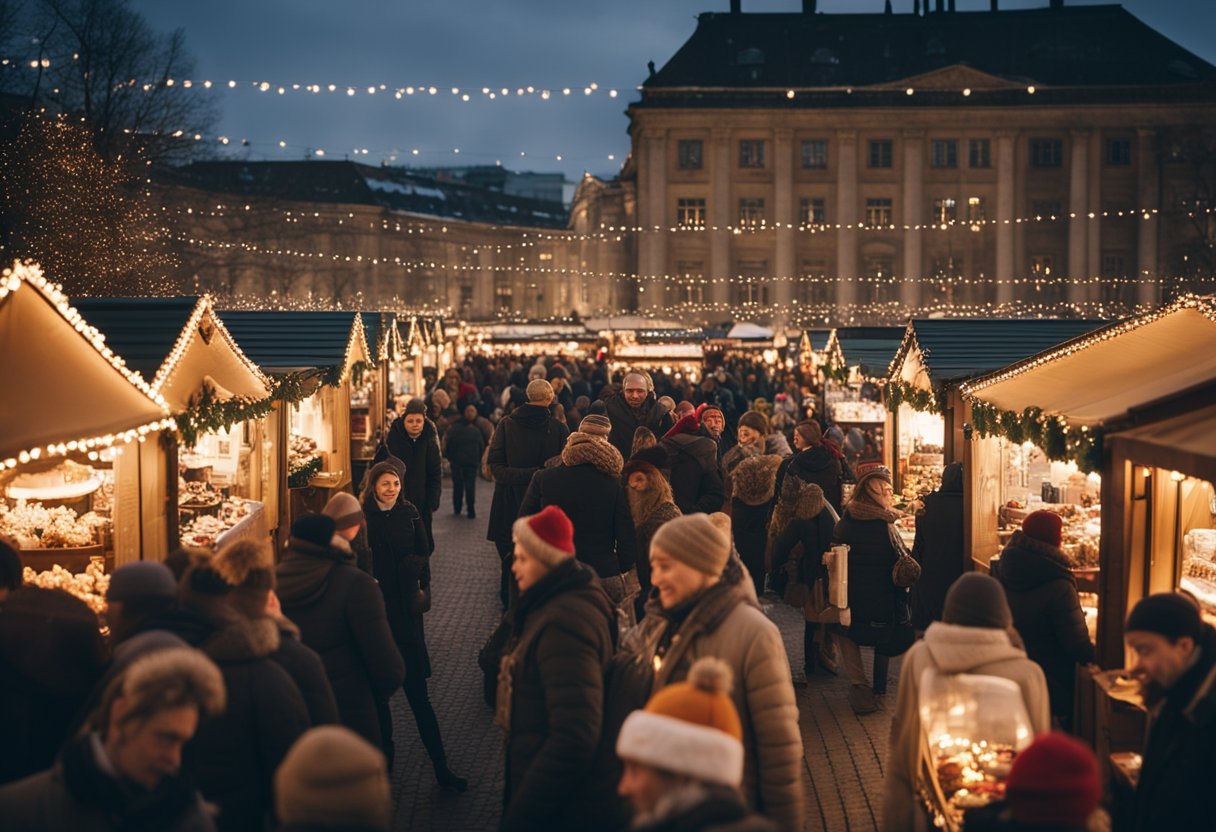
[388,479,899,831]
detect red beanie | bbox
[512,505,575,568]
[1005,732,1100,827]
[1022,510,1063,548]
[663,413,702,440]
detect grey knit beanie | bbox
[579,413,612,437]
[323,492,365,531]
[942,573,1013,629]
[651,514,731,577]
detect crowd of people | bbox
[0,352,1211,831]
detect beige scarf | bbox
[561,433,624,479]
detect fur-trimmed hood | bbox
[178,573,281,662]
[661,432,719,473]
[996,529,1076,592]
[782,478,827,521]
[731,454,783,506]
[561,432,624,478]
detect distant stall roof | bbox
[219,311,370,378]
[360,312,404,363]
[825,326,906,378]
[613,343,705,360]
[585,316,690,332]
[726,322,774,340]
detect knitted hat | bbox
[1005,732,1101,827]
[106,561,178,603]
[942,573,1012,629]
[274,726,391,832]
[707,512,731,538]
[616,658,744,787]
[579,413,612,437]
[369,456,406,485]
[849,466,894,513]
[403,398,427,416]
[795,419,822,446]
[322,492,365,531]
[651,514,731,577]
[291,514,337,550]
[738,411,769,435]
[526,378,555,402]
[1126,592,1204,642]
[1022,510,1064,548]
[663,413,701,440]
[630,445,670,470]
[512,505,576,568]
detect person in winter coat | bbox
[774,419,849,514]
[277,514,405,752]
[274,726,393,832]
[769,480,838,677]
[0,646,226,832]
[518,414,639,620]
[381,398,442,552]
[910,461,965,630]
[445,403,487,518]
[0,584,109,787]
[321,492,373,574]
[175,553,312,832]
[831,467,908,715]
[882,573,1050,832]
[623,458,681,612]
[605,372,676,462]
[500,506,618,832]
[729,454,783,599]
[487,377,569,607]
[993,510,1095,726]
[660,413,726,515]
[697,402,737,463]
[1124,593,1216,832]
[361,460,466,791]
[616,657,777,832]
[624,515,804,831]
[722,412,790,510]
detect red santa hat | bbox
[512,505,576,568]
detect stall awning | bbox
[75,297,271,414]
[962,296,1216,426]
[888,318,1107,388]
[220,312,370,378]
[1107,403,1216,484]
[726,322,774,340]
[827,326,905,378]
[360,312,403,364]
[0,263,171,466]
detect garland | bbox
[885,380,940,414]
[350,360,370,388]
[969,400,1104,473]
[287,456,323,488]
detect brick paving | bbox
[387,476,899,831]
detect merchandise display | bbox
[289,432,323,487]
[1180,527,1216,615]
[179,494,264,549]
[22,560,109,615]
[830,399,886,424]
[997,442,1102,570]
[0,498,109,550]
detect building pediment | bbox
[868,64,1025,92]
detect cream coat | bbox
[881,623,1051,832]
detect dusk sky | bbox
[131,0,1216,184]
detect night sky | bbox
[130,0,1216,185]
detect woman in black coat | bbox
[769,480,837,676]
[362,460,466,791]
[729,454,783,599]
[775,420,849,514]
[910,461,965,630]
[382,399,442,552]
[993,510,1095,726]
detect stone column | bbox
[1136,128,1160,307]
[644,132,668,310]
[710,128,733,310]
[835,129,858,308]
[774,127,795,318]
[1068,129,1090,303]
[901,129,924,309]
[1087,130,1102,301]
[995,131,1016,304]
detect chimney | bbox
[948,0,956,10]
[991,0,999,10]
[803,0,817,13]
[730,0,741,13]
[935,0,945,13]
[1050,0,1064,8]
[915,0,921,15]
[884,0,892,14]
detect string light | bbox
[151,296,272,398]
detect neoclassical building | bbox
[627,1,1216,323]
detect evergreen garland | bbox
[967,399,1105,473]
[885,380,940,414]
[287,456,323,488]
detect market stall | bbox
[354,312,405,487]
[961,295,1216,666]
[0,263,173,589]
[822,326,903,467]
[222,311,371,530]
[75,296,276,559]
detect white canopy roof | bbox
[726,322,774,339]
[962,296,1216,427]
[0,264,171,467]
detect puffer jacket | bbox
[501,560,617,832]
[623,563,804,831]
[993,530,1095,719]
[486,404,569,544]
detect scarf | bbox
[561,433,624,478]
[626,474,676,527]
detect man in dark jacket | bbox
[604,372,675,462]
[501,506,617,832]
[993,510,1095,725]
[518,413,638,617]
[1125,593,1216,832]
[382,397,442,552]
[697,402,736,463]
[775,419,848,513]
[277,514,405,754]
[910,461,965,631]
[444,403,486,519]
[487,378,569,607]
[659,413,725,515]
[0,646,226,832]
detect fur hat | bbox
[211,539,275,592]
[290,514,337,550]
[579,413,612,437]
[526,378,555,402]
[1022,510,1063,548]
[943,573,1012,630]
[323,492,365,531]
[731,455,783,506]
[1005,732,1100,827]
[738,411,769,435]
[622,458,662,483]
[106,561,178,603]
[616,657,744,787]
[403,398,427,416]
[651,514,731,577]
[1126,592,1203,643]
[275,726,391,832]
[630,445,670,471]
[512,505,576,568]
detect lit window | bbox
[738,197,766,227]
[865,198,893,226]
[932,197,957,225]
[967,196,986,229]
[677,198,707,227]
[798,197,826,225]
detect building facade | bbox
[627,2,1216,324]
